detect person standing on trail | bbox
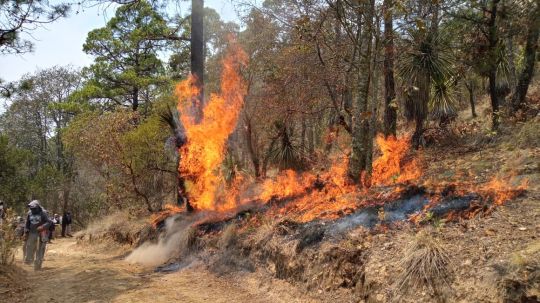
[48,213,57,244]
[61,211,72,237]
[24,200,51,270]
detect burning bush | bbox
[372,134,422,186]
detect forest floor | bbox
[1,237,318,303]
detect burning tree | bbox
[172,39,248,212]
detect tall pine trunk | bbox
[191,0,204,122]
[348,0,374,184]
[175,0,204,212]
[487,0,501,131]
[383,0,397,137]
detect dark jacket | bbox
[25,210,51,234]
[62,213,72,225]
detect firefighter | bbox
[24,200,51,270]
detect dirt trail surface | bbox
[5,238,314,303]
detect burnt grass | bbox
[147,184,528,301]
[115,180,536,303]
[110,112,540,302]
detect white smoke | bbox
[125,215,194,267]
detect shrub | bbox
[0,217,19,266]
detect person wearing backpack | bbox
[24,200,51,270]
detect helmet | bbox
[28,200,41,208]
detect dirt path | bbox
[9,238,312,303]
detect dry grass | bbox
[218,223,238,250]
[0,219,19,266]
[250,219,276,247]
[396,231,453,297]
[515,117,540,148]
[499,241,540,302]
[77,212,145,246]
[178,225,199,255]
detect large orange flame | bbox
[371,134,421,185]
[175,40,248,211]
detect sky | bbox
[0,0,240,83]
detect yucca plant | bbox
[430,77,458,125]
[399,29,456,146]
[399,30,455,85]
[268,121,306,171]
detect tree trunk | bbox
[511,4,540,111]
[244,117,260,178]
[382,0,397,137]
[506,37,517,90]
[308,117,315,154]
[301,117,306,154]
[55,123,64,171]
[487,0,501,131]
[132,87,139,111]
[191,0,204,122]
[412,70,429,148]
[348,0,374,184]
[466,81,477,118]
[367,14,381,174]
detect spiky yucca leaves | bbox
[399,29,456,118]
[396,232,453,297]
[268,121,306,171]
[399,31,455,90]
[430,77,458,122]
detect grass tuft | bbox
[396,231,453,296]
[218,223,238,250]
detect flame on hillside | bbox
[478,176,528,206]
[148,40,528,229]
[175,40,248,211]
[372,134,421,186]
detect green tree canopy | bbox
[80,0,175,112]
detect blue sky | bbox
[0,1,240,83]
